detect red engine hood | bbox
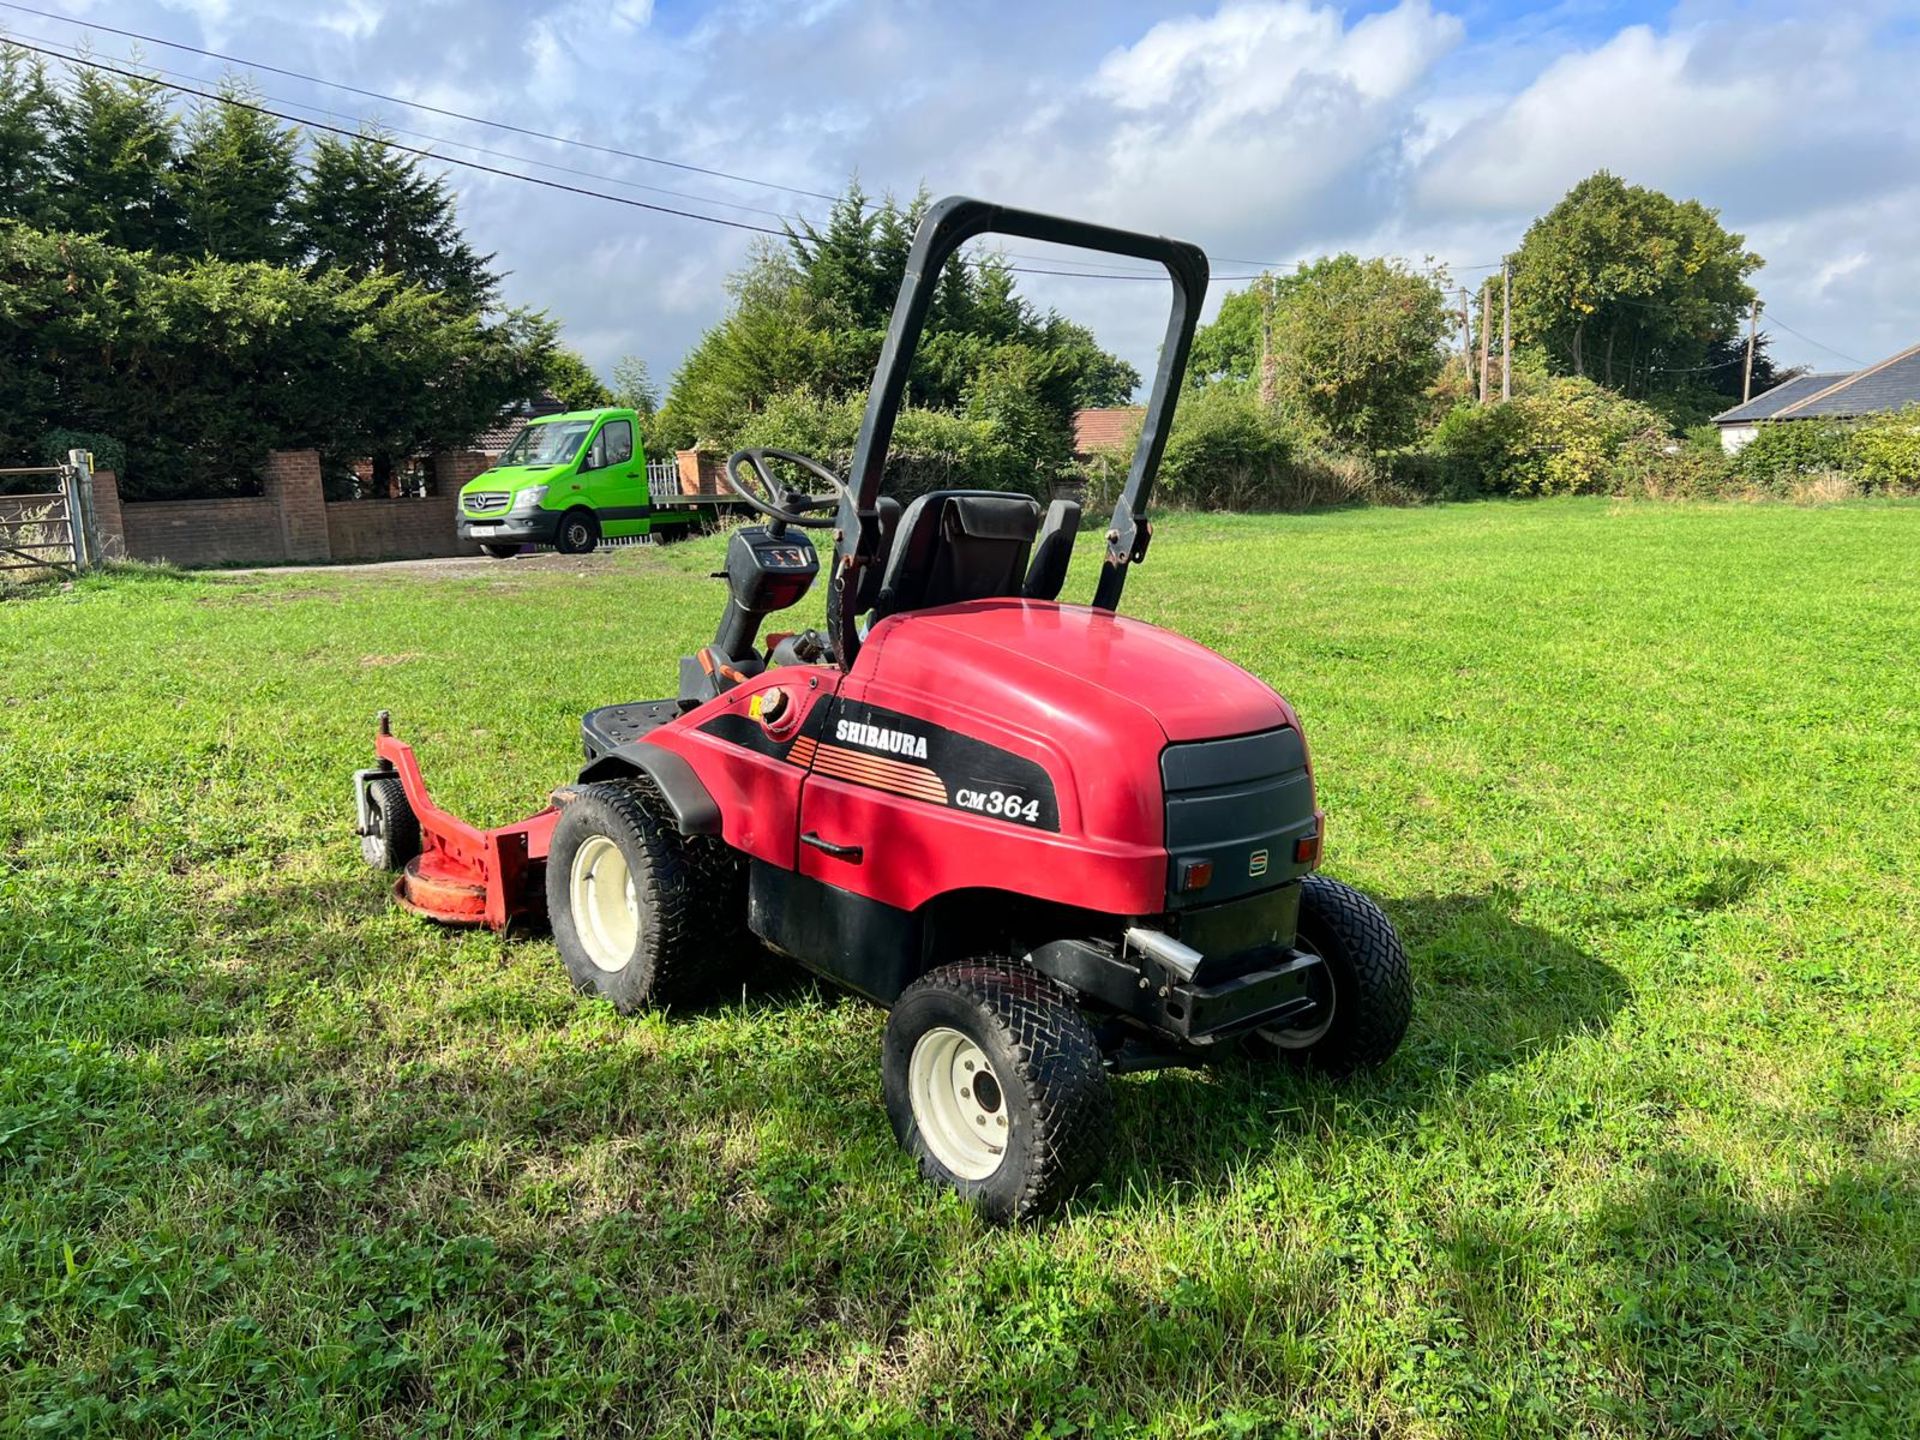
[858,598,1293,743]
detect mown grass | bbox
[1,499,1916,1438]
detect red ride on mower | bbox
[354,198,1412,1220]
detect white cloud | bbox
[78,0,1920,384]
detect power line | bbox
[0,0,848,206]
[6,36,1282,283]
[0,4,1510,285]
[1760,313,1868,368]
[2,23,817,224]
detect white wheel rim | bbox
[568,835,639,971]
[1261,940,1335,1049]
[907,1027,1008,1181]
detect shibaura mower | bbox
[354,197,1411,1221]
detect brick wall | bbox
[676,449,729,496]
[91,469,126,558]
[122,494,286,567]
[261,449,329,562]
[110,448,499,568]
[434,450,492,492]
[327,493,481,561]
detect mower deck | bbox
[365,718,559,929]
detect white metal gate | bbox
[0,451,98,580]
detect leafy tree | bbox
[0,46,58,227]
[661,183,1138,488]
[1266,255,1451,452]
[177,85,300,264]
[1187,274,1301,389]
[50,64,183,253]
[610,355,659,417]
[295,132,498,311]
[1510,171,1759,402]
[542,348,611,410]
[0,220,550,497]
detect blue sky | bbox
[14,1,1919,389]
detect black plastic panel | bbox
[1160,727,1316,909]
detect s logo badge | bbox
[1248,849,1269,877]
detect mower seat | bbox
[872,490,1042,619]
[1021,498,1080,602]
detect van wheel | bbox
[480,543,520,559]
[882,960,1111,1222]
[555,509,599,554]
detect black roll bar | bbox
[828,196,1208,667]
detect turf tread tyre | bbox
[883,959,1111,1222]
[1251,874,1411,1074]
[361,775,419,871]
[546,776,743,1012]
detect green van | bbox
[456,407,697,558]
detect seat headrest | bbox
[874,489,1042,619]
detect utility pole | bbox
[1501,258,1512,401]
[1742,297,1761,402]
[1477,278,1492,404]
[1258,274,1278,412]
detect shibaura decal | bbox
[833,718,929,760]
[802,699,1060,831]
[698,695,1061,830]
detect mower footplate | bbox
[1028,938,1323,1044]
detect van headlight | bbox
[511,485,549,513]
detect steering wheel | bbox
[724,448,849,530]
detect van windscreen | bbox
[500,421,592,468]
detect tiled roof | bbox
[1073,406,1143,456]
[1712,373,1853,424]
[1774,344,1920,420]
[1714,344,1920,424]
[472,391,569,454]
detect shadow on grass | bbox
[253,878,1629,1218]
[1102,888,1629,1202]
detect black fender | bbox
[576,742,722,836]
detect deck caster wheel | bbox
[545,777,742,1012]
[883,961,1111,1223]
[360,775,420,871]
[1244,874,1412,1074]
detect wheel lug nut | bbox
[974,1115,986,1125]
[996,1116,1007,1128]
[963,1060,974,1071]
[960,1087,971,1099]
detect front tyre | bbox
[883,961,1111,1223]
[1244,874,1412,1074]
[545,778,741,1012]
[554,508,600,555]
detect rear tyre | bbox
[480,543,520,559]
[545,777,743,1012]
[1244,875,1411,1074]
[555,508,600,555]
[882,961,1111,1222]
[360,775,419,871]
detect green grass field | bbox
[2,499,1917,1438]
